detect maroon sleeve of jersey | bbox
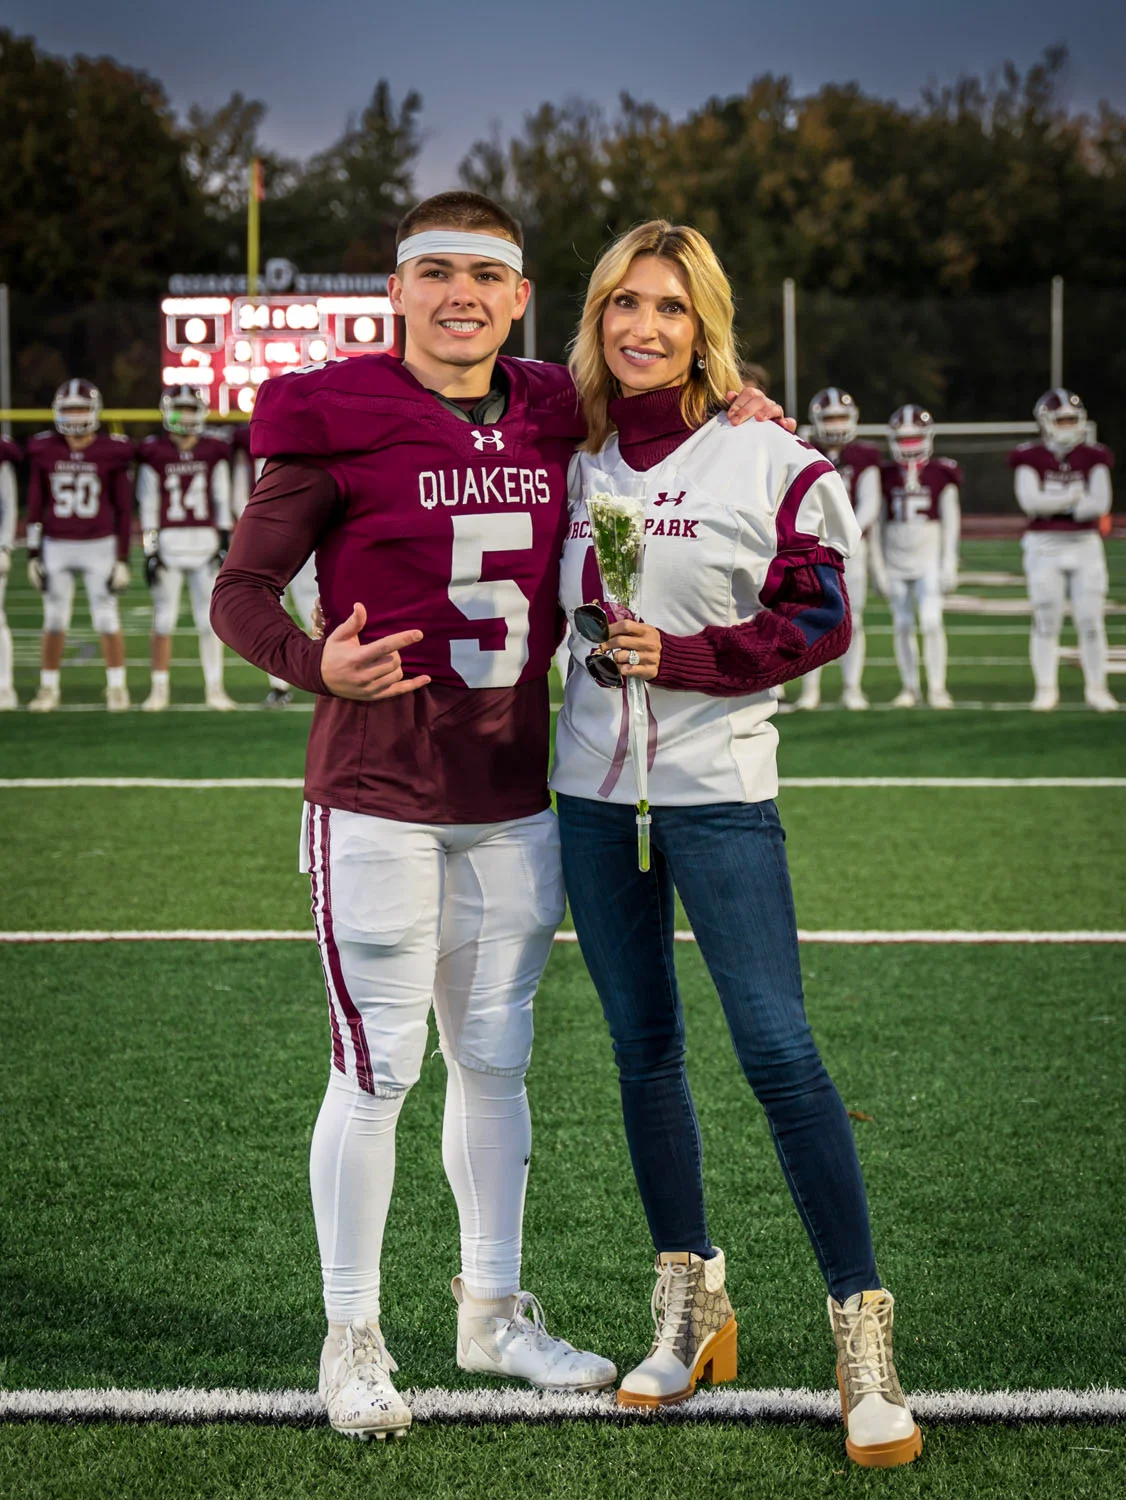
[654,555,851,697]
[210,460,339,694]
[113,463,133,560]
[26,456,43,528]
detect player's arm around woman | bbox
[550,222,923,1469]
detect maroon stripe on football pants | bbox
[317,806,376,1094]
[308,804,346,1078]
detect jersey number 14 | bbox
[164,471,210,522]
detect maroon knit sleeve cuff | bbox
[652,630,723,690]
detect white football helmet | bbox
[52,378,102,437]
[161,385,209,438]
[1034,389,1086,453]
[887,404,934,466]
[809,387,859,449]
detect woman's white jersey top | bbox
[551,414,860,807]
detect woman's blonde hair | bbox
[568,221,743,453]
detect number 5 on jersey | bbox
[447,513,533,689]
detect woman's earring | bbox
[696,355,706,371]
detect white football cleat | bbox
[1030,687,1058,712]
[1084,687,1119,713]
[927,688,954,709]
[796,689,821,711]
[205,686,237,711]
[142,682,170,713]
[319,1318,411,1441]
[829,1289,922,1468]
[452,1278,617,1392]
[840,687,869,711]
[890,689,918,709]
[28,685,60,713]
[617,1250,738,1408]
[0,687,18,711]
[105,684,131,712]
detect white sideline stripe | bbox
[1,1385,1124,1426]
[2,929,1125,945]
[2,776,1124,790]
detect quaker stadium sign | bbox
[168,259,389,296]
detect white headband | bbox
[396,230,524,274]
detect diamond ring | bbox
[627,649,641,667]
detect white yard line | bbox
[1,1384,1123,1426]
[2,777,1123,790]
[3,929,1124,944]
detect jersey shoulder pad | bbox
[0,437,22,464]
[501,358,587,439]
[1088,442,1114,470]
[931,455,962,487]
[844,440,882,472]
[197,436,230,463]
[138,433,165,458]
[27,431,62,462]
[1007,441,1044,470]
[250,354,409,461]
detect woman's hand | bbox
[726,385,796,433]
[602,619,662,680]
[320,602,431,701]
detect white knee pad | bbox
[918,597,944,636]
[90,595,121,635]
[1032,601,1065,639]
[42,583,74,633]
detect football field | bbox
[1,540,1124,1499]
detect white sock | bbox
[106,666,126,689]
[797,667,821,703]
[199,631,223,690]
[1030,629,1060,694]
[442,1056,529,1300]
[840,627,865,691]
[41,669,60,690]
[0,620,13,693]
[922,626,947,694]
[893,623,920,695]
[1076,614,1109,694]
[310,1069,406,1325]
[151,670,170,689]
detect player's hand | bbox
[871,570,890,600]
[214,529,231,565]
[320,602,431,702]
[940,569,958,595]
[725,385,797,434]
[28,555,47,593]
[311,596,325,640]
[602,619,662,680]
[145,553,164,588]
[108,561,131,595]
[0,547,9,578]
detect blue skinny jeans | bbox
[557,792,879,1303]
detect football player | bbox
[797,388,885,710]
[231,421,318,706]
[137,387,235,710]
[0,433,20,709]
[25,380,133,712]
[876,405,960,708]
[1008,390,1116,711]
[211,190,787,1440]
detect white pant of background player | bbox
[797,540,871,709]
[886,567,949,705]
[146,529,229,708]
[1023,531,1114,707]
[40,535,121,634]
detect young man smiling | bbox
[211,191,787,1439]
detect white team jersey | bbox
[551,417,859,807]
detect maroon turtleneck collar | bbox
[608,384,698,473]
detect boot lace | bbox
[840,1298,894,1399]
[651,1261,694,1354]
[511,1292,555,1351]
[344,1321,399,1378]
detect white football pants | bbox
[1023,531,1110,695]
[799,542,868,703]
[268,556,319,693]
[40,536,120,635]
[151,556,224,689]
[887,569,946,696]
[0,575,12,695]
[303,802,565,1323]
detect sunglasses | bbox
[573,601,622,688]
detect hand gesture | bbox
[319,602,430,702]
[726,385,797,433]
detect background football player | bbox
[1008,390,1116,711]
[25,380,133,712]
[797,388,886,710]
[0,433,20,709]
[137,387,234,711]
[231,421,318,707]
[876,404,961,708]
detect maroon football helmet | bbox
[160,384,209,438]
[1034,389,1086,453]
[809,387,859,449]
[52,378,102,437]
[887,404,934,466]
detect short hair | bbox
[568,220,742,452]
[396,191,524,250]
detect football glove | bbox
[0,546,10,577]
[145,552,164,588]
[28,554,47,592]
[940,567,958,595]
[108,560,131,595]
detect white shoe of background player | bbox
[1084,687,1119,713]
[796,687,821,711]
[105,684,131,712]
[0,687,18,711]
[142,681,170,712]
[205,686,237,711]
[452,1278,617,1391]
[1030,688,1058,712]
[841,687,869,711]
[927,688,954,709]
[891,689,918,709]
[28,685,60,713]
[319,1317,412,1440]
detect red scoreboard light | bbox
[160,293,401,414]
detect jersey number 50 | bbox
[50,471,101,519]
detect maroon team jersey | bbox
[879,456,962,521]
[815,440,882,511]
[1006,442,1114,532]
[0,437,21,467]
[26,431,134,556]
[137,434,229,529]
[214,354,587,823]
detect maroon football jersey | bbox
[879,456,962,522]
[26,431,134,555]
[215,354,587,824]
[1006,441,1114,532]
[137,434,230,529]
[0,437,21,467]
[814,439,882,510]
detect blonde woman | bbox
[551,222,921,1469]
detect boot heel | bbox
[699,1317,738,1386]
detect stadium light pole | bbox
[782,278,797,419]
[247,159,262,299]
[1050,276,1064,390]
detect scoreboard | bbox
[160,293,401,414]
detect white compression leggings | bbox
[309,1060,532,1324]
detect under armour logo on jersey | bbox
[655,491,685,506]
[471,428,505,452]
